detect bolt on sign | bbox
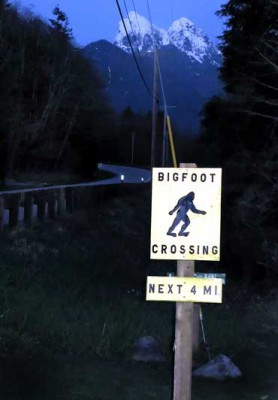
[146,276,223,303]
[150,168,222,261]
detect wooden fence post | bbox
[57,188,66,216]
[0,197,4,231]
[65,188,74,213]
[9,194,20,228]
[37,194,46,221]
[47,191,56,219]
[24,192,33,225]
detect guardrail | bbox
[0,164,151,231]
[0,185,108,231]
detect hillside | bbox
[83,12,222,134]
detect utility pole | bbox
[162,110,167,167]
[151,49,158,168]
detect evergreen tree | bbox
[0,2,113,178]
[49,5,73,38]
[218,0,278,145]
[199,0,278,282]
[0,0,10,11]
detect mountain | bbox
[114,11,169,53]
[83,12,222,133]
[167,17,221,65]
[114,12,221,65]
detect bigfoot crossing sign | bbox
[150,168,222,261]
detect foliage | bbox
[0,3,112,180]
[0,188,174,359]
[49,5,73,38]
[199,0,278,282]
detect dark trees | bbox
[0,3,111,180]
[49,5,73,38]
[200,0,278,283]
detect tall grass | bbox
[0,187,276,364]
[0,188,175,360]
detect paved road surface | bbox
[0,164,151,195]
[0,164,151,225]
[98,163,151,184]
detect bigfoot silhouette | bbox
[167,192,206,237]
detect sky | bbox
[13,0,226,47]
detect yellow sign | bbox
[150,168,222,261]
[146,276,223,303]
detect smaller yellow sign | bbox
[146,276,222,303]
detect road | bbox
[97,163,151,184]
[0,163,151,226]
[0,163,151,195]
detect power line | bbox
[145,0,162,168]
[157,57,167,111]
[123,0,144,59]
[115,0,153,98]
[131,0,142,38]
[144,4,167,110]
[146,0,154,29]
[146,0,157,47]
[144,0,176,167]
[123,0,137,46]
[157,58,170,166]
[145,0,159,106]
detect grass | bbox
[0,186,277,399]
[0,188,172,358]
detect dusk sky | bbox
[13,0,226,47]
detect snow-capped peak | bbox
[171,17,195,30]
[114,12,221,64]
[168,17,215,63]
[124,11,152,36]
[114,11,169,53]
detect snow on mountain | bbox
[114,11,169,53]
[168,17,217,63]
[114,12,220,64]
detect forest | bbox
[197,0,278,285]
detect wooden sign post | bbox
[175,163,195,400]
[149,163,222,400]
[174,260,194,400]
